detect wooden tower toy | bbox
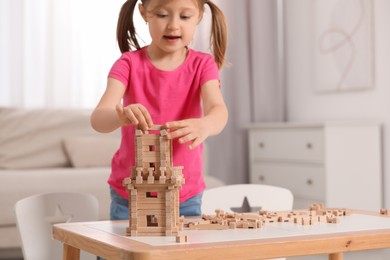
[123,125,185,236]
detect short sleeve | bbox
[199,54,220,87]
[108,53,132,87]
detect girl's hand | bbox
[116,104,153,131]
[165,118,209,150]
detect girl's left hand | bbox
[164,118,209,150]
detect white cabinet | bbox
[248,122,382,211]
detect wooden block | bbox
[229,222,237,229]
[142,152,159,160]
[130,198,137,207]
[175,235,188,243]
[344,209,352,216]
[135,129,143,136]
[123,177,131,186]
[136,176,143,184]
[147,176,155,184]
[302,217,310,225]
[148,125,162,131]
[159,176,166,184]
[189,223,229,230]
[141,134,159,140]
[328,217,340,224]
[136,227,166,233]
[137,203,166,210]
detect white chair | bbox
[15,192,99,260]
[202,184,294,214]
[202,184,294,260]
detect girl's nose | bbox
[167,17,179,30]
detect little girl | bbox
[91,0,228,220]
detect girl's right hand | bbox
[116,104,153,131]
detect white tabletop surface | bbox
[87,213,390,247]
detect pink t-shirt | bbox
[107,47,220,202]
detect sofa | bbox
[0,107,224,259]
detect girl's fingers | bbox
[121,104,153,131]
[189,137,203,150]
[138,105,153,128]
[116,104,131,125]
[165,120,185,129]
[169,127,190,140]
[132,106,150,130]
[178,132,194,144]
[123,106,139,125]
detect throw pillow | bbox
[63,136,120,168]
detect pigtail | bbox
[205,1,227,70]
[117,0,140,53]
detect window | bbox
[146,215,158,227]
[146,192,158,198]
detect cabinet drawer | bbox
[249,128,324,163]
[250,163,325,200]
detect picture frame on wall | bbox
[311,0,375,93]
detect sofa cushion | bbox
[0,108,97,169]
[63,135,120,168]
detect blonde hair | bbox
[116,0,227,69]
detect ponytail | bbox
[117,0,140,53]
[205,1,227,70]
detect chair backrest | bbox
[202,184,293,260]
[15,192,99,260]
[202,184,294,215]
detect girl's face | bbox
[140,0,202,55]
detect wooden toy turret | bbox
[123,125,185,236]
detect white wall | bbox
[284,0,390,207]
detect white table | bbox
[53,210,390,260]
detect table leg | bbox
[63,243,80,260]
[329,252,343,260]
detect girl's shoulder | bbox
[189,49,214,60]
[110,48,147,74]
[187,49,217,66]
[118,48,145,61]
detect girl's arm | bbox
[91,78,126,133]
[165,79,228,149]
[91,78,153,133]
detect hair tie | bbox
[127,30,132,50]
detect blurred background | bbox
[1,0,390,259]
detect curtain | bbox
[0,0,128,108]
[198,0,285,184]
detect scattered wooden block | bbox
[176,235,188,243]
